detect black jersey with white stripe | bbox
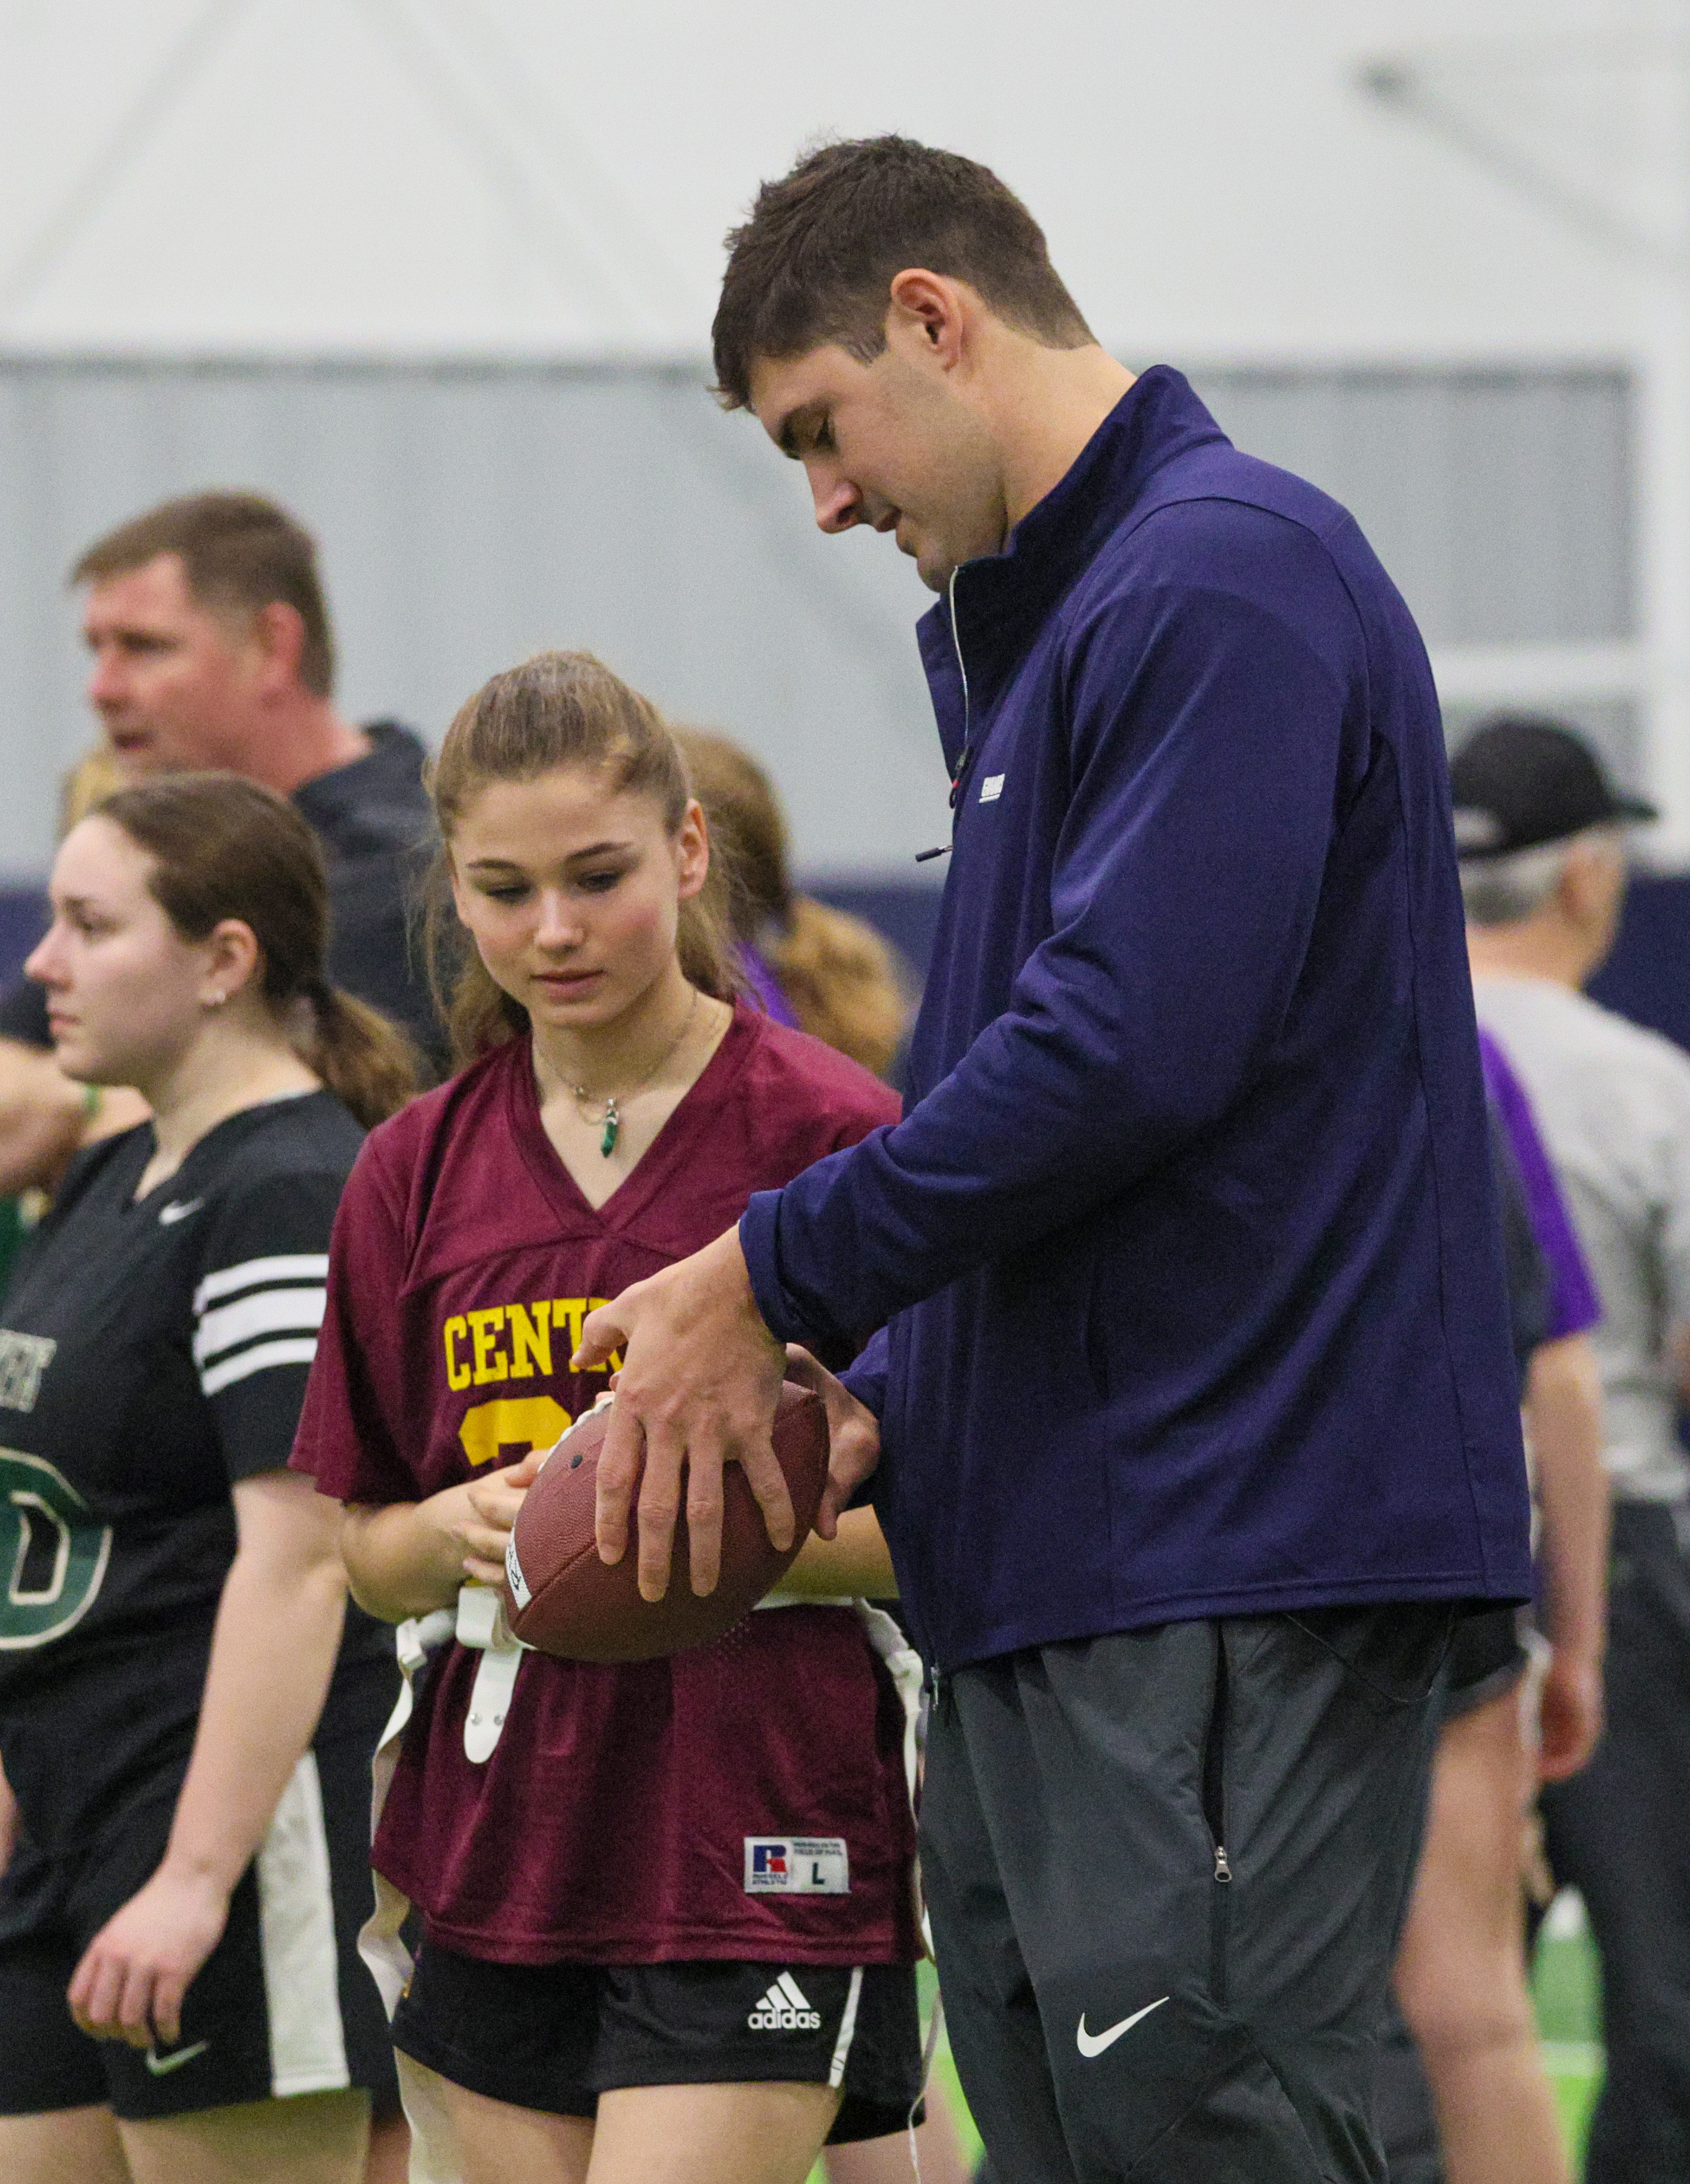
[0,1090,370,1842]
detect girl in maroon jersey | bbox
[292,653,922,2184]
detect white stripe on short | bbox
[194,1255,329,1315]
[194,1286,325,1368]
[257,1751,351,2098]
[200,1337,319,1398]
[828,1966,865,2089]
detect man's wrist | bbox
[715,1225,785,1364]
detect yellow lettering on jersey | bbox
[468,1307,508,1384]
[458,1395,571,1469]
[442,1316,472,1392]
[506,1301,552,1379]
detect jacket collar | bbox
[917,366,1230,775]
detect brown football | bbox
[501,1382,830,1661]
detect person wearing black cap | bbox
[1454,712,1690,2184]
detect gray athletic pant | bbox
[1540,1501,1690,2184]
[922,1605,1451,2184]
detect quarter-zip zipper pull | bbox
[945,565,974,809]
[1214,1843,1232,1884]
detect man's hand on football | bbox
[781,1346,882,1536]
[576,1227,790,1600]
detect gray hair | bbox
[1459,827,1621,926]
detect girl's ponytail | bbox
[303,981,420,1129]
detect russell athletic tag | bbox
[744,1837,850,1894]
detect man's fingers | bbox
[593,1400,647,1568]
[815,1477,845,1541]
[741,1436,796,1560]
[679,1437,726,1600]
[574,1297,633,1373]
[635,1421,689,1601]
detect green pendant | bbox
[601,1104,620,1158]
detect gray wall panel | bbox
[0,357,1635,879]
[1192,367,1633,646]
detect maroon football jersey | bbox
[293,1004,917,1966]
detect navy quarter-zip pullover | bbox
[739,367,1532,1671]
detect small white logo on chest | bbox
[158,1198,203,1226]
[979,774,1005,803]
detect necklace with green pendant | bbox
[569,988,700,1158]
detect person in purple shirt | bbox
[1387,1031,1607,2184]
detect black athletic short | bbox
[391,1940,923,2144]
[1441,1602,1528,1722]
[0,1712,398,2123]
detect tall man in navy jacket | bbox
[577,138,1531,2182]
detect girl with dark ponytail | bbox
[0,773,413,2182]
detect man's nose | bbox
[812,472,863,535]
[86,649,125,709]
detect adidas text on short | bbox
[747,1972,823,2031]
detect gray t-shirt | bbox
[1475,973,1690,1502]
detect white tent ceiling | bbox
[0,0,1670,362]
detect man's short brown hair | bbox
[711,135,1094,410]
[73,491,336,696]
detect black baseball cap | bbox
[1449,713,1657,860]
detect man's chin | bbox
[104,738,158,777]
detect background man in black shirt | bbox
[0,491,439,1191]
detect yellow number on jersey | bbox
[457,1395,572,1470]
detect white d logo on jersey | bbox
[0,1449,113,1648]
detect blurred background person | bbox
[0,774,416,2184]
[1455,714,1690,2184]
[0,491,440,1204]
[1384,1022,1607,2184]
[674,729,908,1081]
[677,725,961,2184]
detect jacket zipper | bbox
[1200,1624,1232,2006]
[946,564,974,808]
[916,568,976,861]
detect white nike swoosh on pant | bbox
[144,2040,209,2076]
[1076,1997,1169,2057]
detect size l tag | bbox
[744,1837,850,1894]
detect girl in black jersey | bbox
[0,777,415,2184]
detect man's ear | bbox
[1561,838,1617,927]
[249,600,307,695]
[885,268,970,369]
